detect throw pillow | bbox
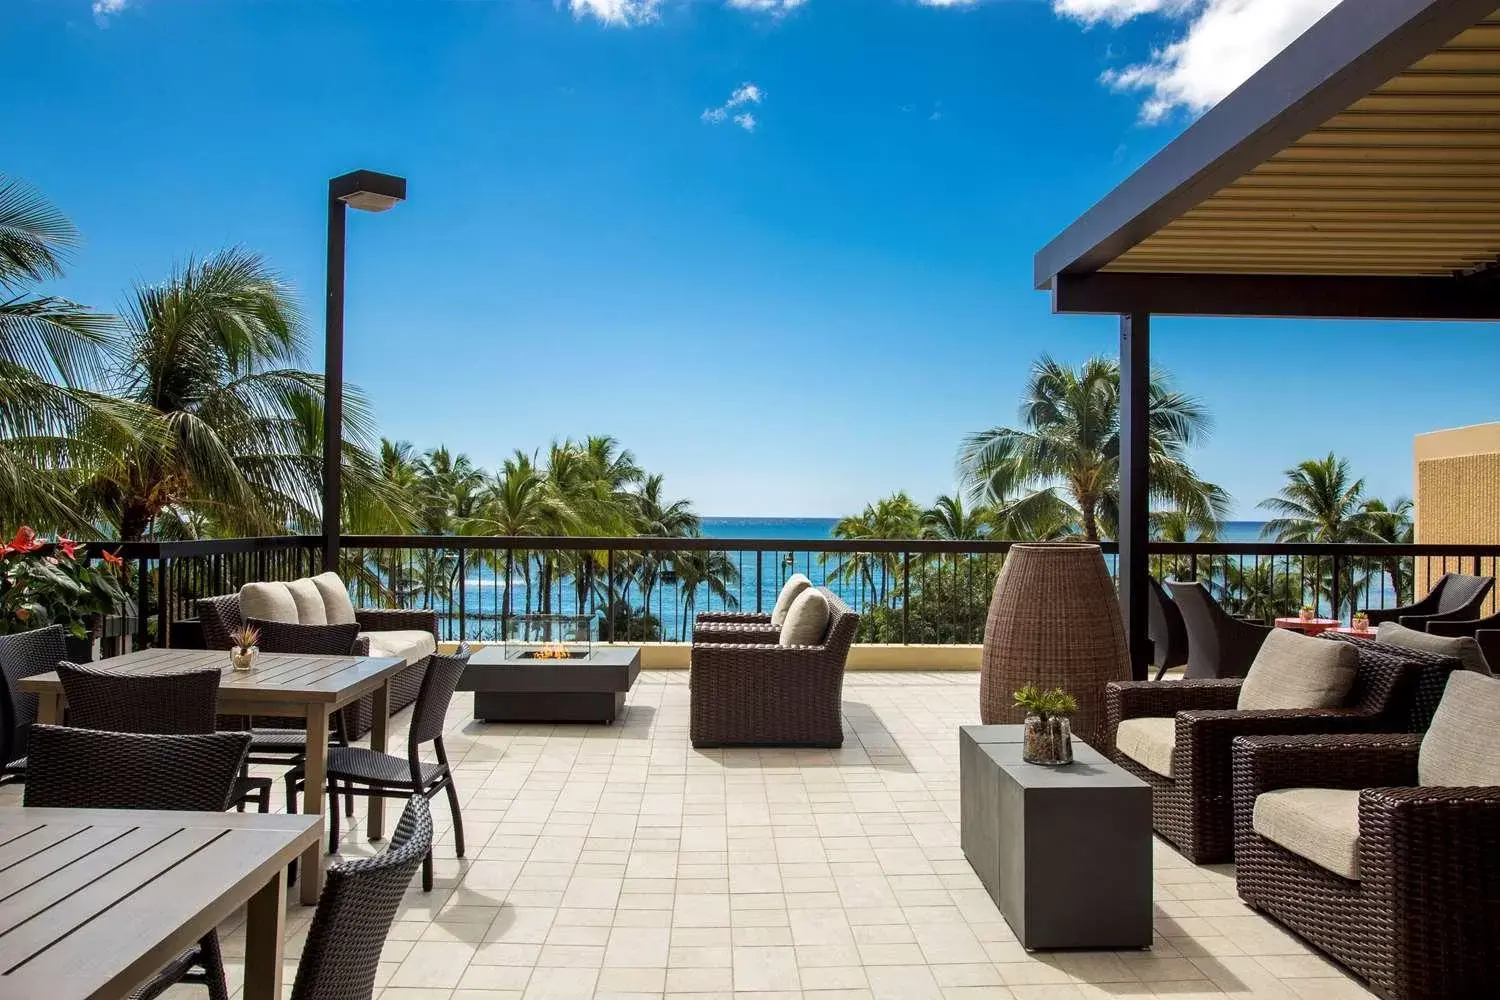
[1238,628,1359,711]
[779,588,830,647]
[770,574,813,627]
[285,578,328,625]
[246,618,362,656]
[1419,670,1500,786]
[1377,621,1491,675]
[239,581,299,625]
[310,571,359,625]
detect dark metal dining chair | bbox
[288,796,433,1000]
[56,661,271,812]
[0,625,69,785]
[1363,572,1494,629]
[24,725,252,1000]
[1147,575,1189,681]
[286,653,467,891]
[1166,580,1273,679]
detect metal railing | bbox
[48,535,1500,650]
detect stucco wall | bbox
[1413,423,1500,615]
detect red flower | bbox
[15,608,29,622]
[56,536,79,559]
[101,549,124,569]
[7,527,40,554]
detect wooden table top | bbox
[17,647,405,705]
[0,808,320,1000]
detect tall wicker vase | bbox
[980,543,1130,748]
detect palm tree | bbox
[921,494,987,541]
[0,177,118,530]
[80,248,379,541]
[630,473,700,616]
[824,492,921,608]
[1363,496,1415,606]
[1259,454,1375,543]
[467,450,569,629]
[673,549,739,640]
[961,355,1228,542]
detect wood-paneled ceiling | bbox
[1106,10,1500,277]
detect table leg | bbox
[367,679,391,842]
[242,868,287,1000]
[299,705,330,906]
[36,692,62,725]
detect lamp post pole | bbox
[322,170,407,574]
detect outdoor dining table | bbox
[1273,616,1341,636]
[17,647,405,906]
[0,807,319,1000]
[1327,626,1379,638]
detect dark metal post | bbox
[322,192,347,574]
[1331,552,1342,621]
[756,551,764,614]
[457,547,467,643]
[902,552,911,643]
[135,558,151,651]
[156,556,169,648]
[1119,313,1151,680]
[606,548,616,642]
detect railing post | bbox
[457,546,467,644]
[156,555,169,649]
[756,551,763,614]
[503,549,513,641]
[135,558,150,651]
[902,552,911,644]
[1331,552,1342,621]
[606,548,616,642]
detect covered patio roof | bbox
[1035,0,1500,320]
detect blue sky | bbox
[8,0,1497,518]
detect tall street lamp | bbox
[324,170,406,572]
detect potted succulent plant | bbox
[1352,611,1371,632]
[1013,684,1078,766]
[1299,604,1316,622]
[0,528,127,662]
[229,624,261,672]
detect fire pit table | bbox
[457,615,640,724]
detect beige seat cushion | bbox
[1378,621,1491,675]
[1238,629,1358,711]
[240,582,298,625]
[311,572,358,626]
[285,578,328,625]
[1253,787,1362,880]
[358,630,437,667]
[779,589,829,646]
[770,574,813,627]
[1115,717,1175,778]
[1419,670,1500,786]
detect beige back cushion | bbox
[310,572,358,625]
[770,574,813,627]
[1378,621,1491,675]
[1419,670,1500,787]
[239,581,299,625]
[285,578,328,625]
[779,589,830,647]
[1238,628,1359,711]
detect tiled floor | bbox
[43,670,1379,999]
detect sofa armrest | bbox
[696,612,772,625]
[693,622,781,645]
[1231,733,1422,800]
[690,641,842,689]
[355,608,440,639]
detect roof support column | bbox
[1119,312,1151,681]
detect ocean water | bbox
[700,517,1271,542]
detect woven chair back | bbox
[23,726,250,811]
[408,653,468,749]
[197,594,244,650]
[1147,576,1189,671]
[816,588,858,655]
[58,662,222,734]
[0,626,67,764]
[1435,573,1495,614]
[291,797,433,1000]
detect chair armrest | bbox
[1179,709,1378,794]
[692,622,781,645]
[1107,679,1241,722]
[1359,784,1500,880]
[1231,733,1421,799]
[1425,617,1488,638]
[696,612,772,625]
[355,608,440,639]
[1366,593,1440,626]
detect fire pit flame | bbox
[533,643,572,660]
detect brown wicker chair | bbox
[1362,571,1494,630]
[690,588,857,748]
[1167,580,1272,680]
[197,592,437,738]
[1232,732,1500,1000]
[1104,638,1449,864]
[1148,575,1189,682]
[0,625,69,785]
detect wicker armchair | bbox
[1105,639,1445,864]
[0,625,68,785]
[1166,580,1272,679]
[690,588,857,748]
[1233,733,1500,1000]
[1362,571,1494,629]
[289,796,433,1000]
[197,592,437,738]
[1147,575,1188,682]
[25,726,252,1000]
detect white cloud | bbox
[702,83,764,132]
[1055,0,1342,122]
[565,0,661,26]
[92,0,128,18]
[726,0,807,13]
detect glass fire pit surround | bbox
[503,614,593,661]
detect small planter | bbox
[1022,714,1074,766]
[1299,607,1315,622]
[229,645,258,672]
[1353,615,1371,632]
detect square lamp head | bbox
[330,170,407,213]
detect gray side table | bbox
[960,725,1153,950]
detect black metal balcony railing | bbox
[68,535,1500,653]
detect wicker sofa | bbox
[1105,636,1454,864]
[1232,672,1500,999]
[690,587,857,748]
[197,574,437,738]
